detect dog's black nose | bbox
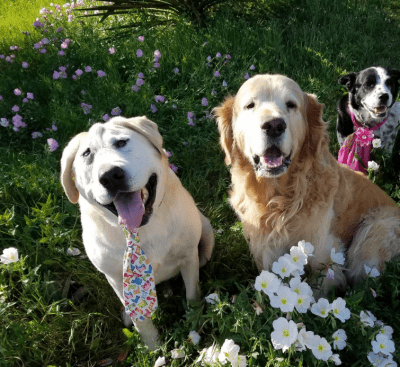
[379,93,389,103]
[261,118,287,138]
[99,166,126,191]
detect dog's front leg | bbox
[180,248,201,301]
[133,318,160,351]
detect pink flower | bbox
[72,75,77,80]
[244,73,250,79]
[154,62,160,68]
[80,103,92,114]
[33,20,44,28]
[108,47,115,54]
[169,164,178,173]
[1,118,9,127]
[250,64,256,70]
[22,98,28,103]
[52,124,57,131]
[47,138,59,151]
[138,72,144,78]
[59,66,66,72]
[0,95,3,100]
[216,52,222,58]
[40,49,47,54]
[183,141,188,146]
[111,107,121,116]
[58,51,65,56]
[53,71,60,79]
[155,95,165,103]
[0,55,4,59]
[14,89,22,96]
[12,105,19,112]
[75,69,83,76]
[61,42,68,49]
[136,78,144,86]
[132,85,139,92]
[32,131,43,139]
[136,49,143,58]
[150,104,158,113]
[56,27,63,32]
[41,38,50,44]
[226,54,231,59]
[27,93,34,100]
[355,127,374,147]
[22,62,29,68]
[97,70,106,77]
[138,36,144,41]
[165,151,172,158]
[174,68,179,73]
[85,66,92,72]
[103,114,110,121]
[213,71,220,77]
[201,98,208,106]
[154,50,161,58]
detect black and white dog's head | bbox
[339,67,400,126]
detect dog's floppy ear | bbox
[113,116,168,159]
[304,93,328,157]
[389,69,400,81]
[60,132,87,204]
[338,72,358,91]
[213,96,235,166]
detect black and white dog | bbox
[337,67,400,153]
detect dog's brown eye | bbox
[286,101,297,109]
[82,148,90,157]
[116,139,128,148]
[245,102,255,109]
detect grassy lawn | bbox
[1,0,400,366]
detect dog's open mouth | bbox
[253,146,291,177]
[366,105,388,118]
[103,174,157,228]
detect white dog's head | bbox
[61,116,168,227]
[215,74,321,178]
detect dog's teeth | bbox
[141,187,149,204]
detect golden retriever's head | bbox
[215,74,324,178]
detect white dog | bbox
[61,116,214,350]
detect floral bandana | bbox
[338,110,387,173]
[122,226,158,322]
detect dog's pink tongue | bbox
[114,191,144,231]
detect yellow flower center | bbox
[294,288,300,294]
[380,343,385,350]
[283,330,290,337]
[318,345,324,352]
[282,267,286,273]
[261,281,268,288]
[297,298,303,305]
[281,298,287,305]
[321,310,326,315]
[334,308,339,314]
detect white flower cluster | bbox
[0,247,19,264]
[196,339,247,367]
[362,310,397,366]
[254,241,352,364]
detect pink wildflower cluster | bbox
[132,72,145,92]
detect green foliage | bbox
[1,0,400,365]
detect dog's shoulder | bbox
[336,94,354,144]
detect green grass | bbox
[1,0,400,366]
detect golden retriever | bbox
[214,74,400,292]
[61,116,214,349]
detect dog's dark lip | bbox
[101,173,157,227]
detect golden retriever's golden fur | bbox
[215,74,400,291]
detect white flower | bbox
[371,334,395,356]
[368,161,379,171]
[67,247,81,256]
[372,138,382,148]
[254,270,281,296]
[289,277,313,313]
[330,248,345,265]
[0,247,19,264]
[368,352,397,367]
[379,325,394,339]
[154,356,166,367]
[196,345,219,365]
[297,240,314,257]
[205,293,220,304]
[332,329,347,350]
[288,246,308,267]
[253,301,263,315]
[188,330,201,345]
[270,285,297,312]
[283,254,305,276]
[171,348,185,359]
[272,257,295,278]
[331,298,350,323]
[311,298,331,318]
[309,335,333,361]
[330,354,342,365]
[364,264,380,278]
[295,327,308,351]
[218,339,240,365]
[360,310,376,327]
[270,317,298,353]
[236,354,247,367]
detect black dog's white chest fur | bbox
[336,67,400,153]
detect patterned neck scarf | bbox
[122,226,158,322]
[338,110,387,173]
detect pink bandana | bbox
[338,111,387,173]
[122,226,158,322]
